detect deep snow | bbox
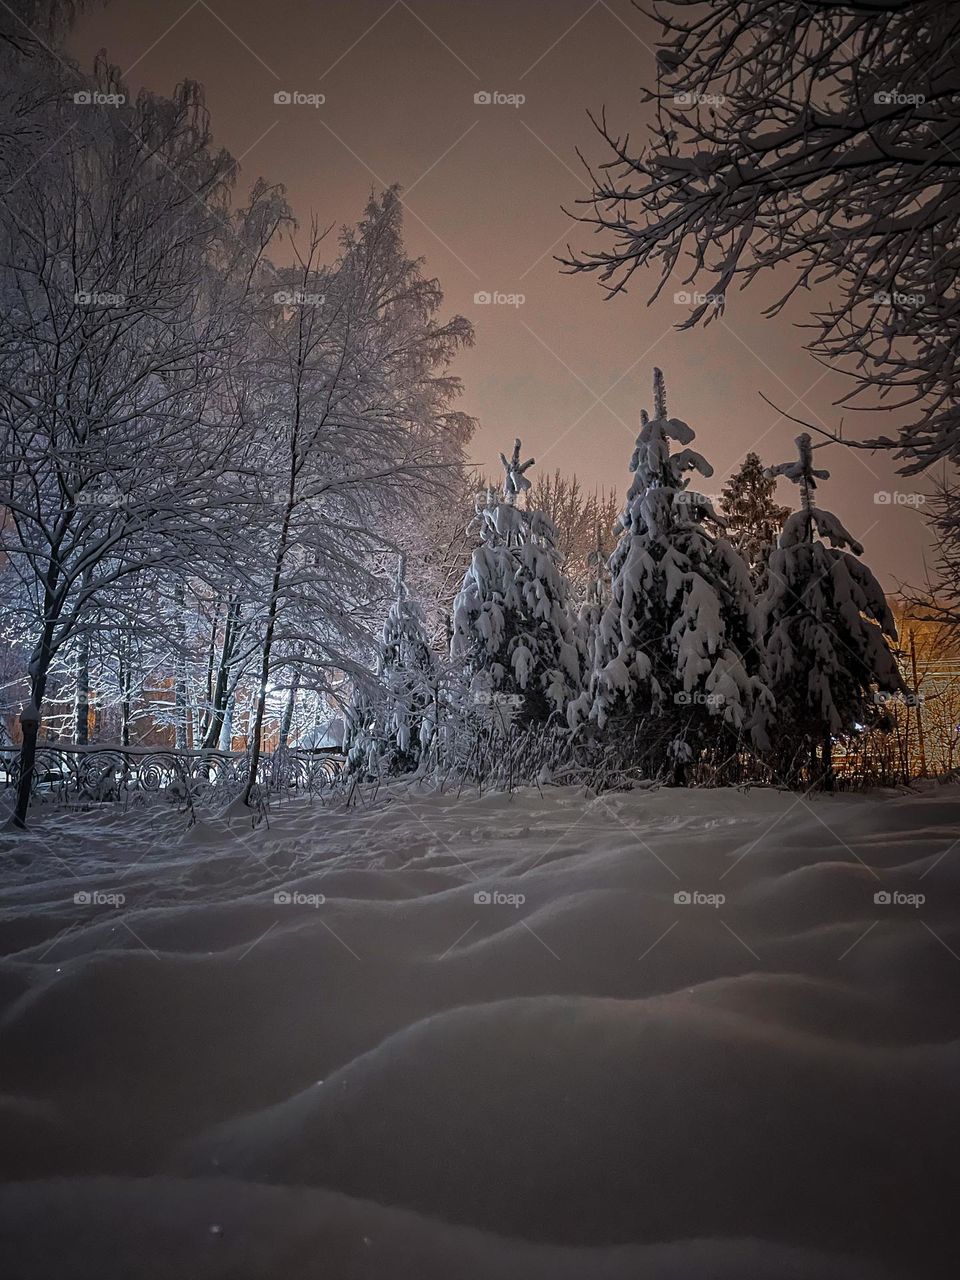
[0,781,958,1278]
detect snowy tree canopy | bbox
[761,435,905,779]
[451,440,582,723]
[570,369,774,765]
[563,0,960,473]
[0,28,475,823]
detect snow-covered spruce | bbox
[343,556,437,777]
[762,434,905,784]
[569,369,774,776]
[450,441,582,725]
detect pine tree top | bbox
[498,438,535,505]
[626,368,711,501]
[721,452,790,528]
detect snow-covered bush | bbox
[343,557,437,778]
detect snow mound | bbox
[0,1178,905,1280]
[0,782,958,1277]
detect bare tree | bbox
[240,190,473,804]
[527,471,619,596]
[0,63,283,826]
[564,0,960,472]
[0,1,99,57]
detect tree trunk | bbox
[13,711,40,829]
[821,732,834,791]
[278,658,303,749]
[200,599,220,742]
[218,697,235,752]
[202,596,241,750]
[243,600,279,805]
[13,636,53,828]
[243,500,294,805]
[73,632,90,745]
[243,299,308,804]
[118,635,132,748]
[174,579,188,750]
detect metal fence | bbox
[0,744,344,809]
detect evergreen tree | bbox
[761,434,905,786]
[344,556,436,777]
[720,452,790,586]
[450,440,581,724]
[573,523,610,698]
[569,369,774,778]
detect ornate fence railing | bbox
[0,744,344,808]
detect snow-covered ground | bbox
[1,781,958,1278]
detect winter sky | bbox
[71,0,934,589]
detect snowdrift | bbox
[0,782,957,1278]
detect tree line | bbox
[345,370,906,793]
[0,12,473,825]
